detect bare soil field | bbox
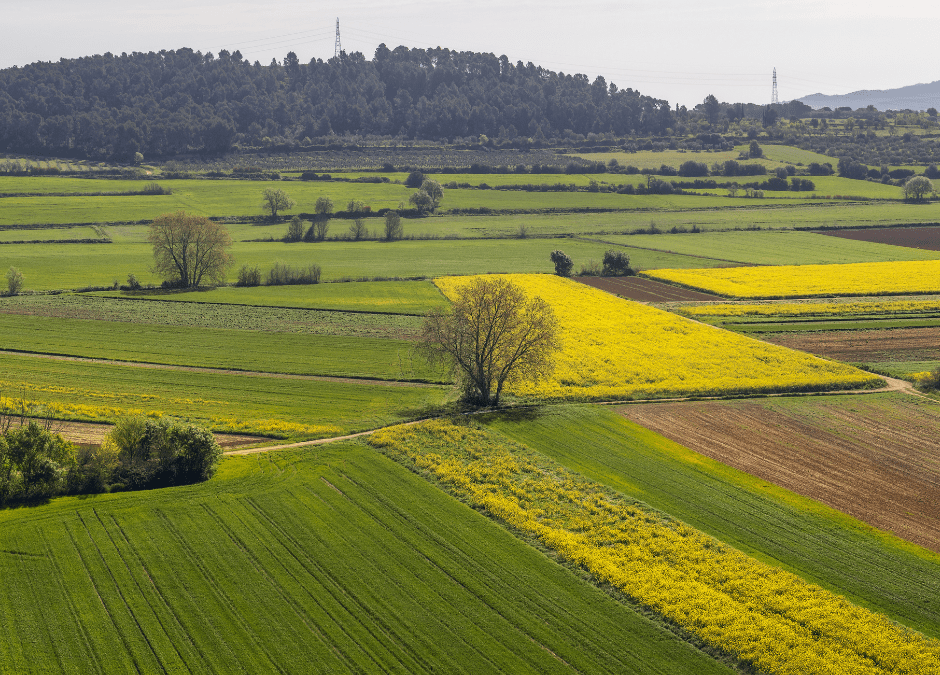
[619,394,940,552]
[764,326,940,362]
[819,226,940,251]
[576,276,723,302]
[36,420,267,449]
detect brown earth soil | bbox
[23,420,267,449]
[576,276,723,302]
[818,226,940,251]
[764,326,940,362]
[619,395,940,553]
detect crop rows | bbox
[435,274,881,400]
[370,419,940,674]
[485,404,940,638]
[0,444,727,674]
[0,295,424,339]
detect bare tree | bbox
[261,188,295,219]
[384,211,403,241]
[148,211,233,288]
[348,218,368,240]
[419,277,558,406]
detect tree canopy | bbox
[0,46,673,160]
[419,277,558,406]
[148,211,233,287]
[261,188,295,218]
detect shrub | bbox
[678,160,709,177]
[6,267,24,295]
[142,182,170,195]
[550,250,573,277]
[109,416,221,489]
[578,259,602,276]
[267,262,321,285]
[0,422,75,504]
[126,273,142,290]
[236,265,261,287]
[285,216,305,242]
[918,367,940,391]
[602,250,634,276]
[404,170,425,188]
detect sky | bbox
[2,0,938,109]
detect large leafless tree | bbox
[148,211,233,288]
[419,277,559,406]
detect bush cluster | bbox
[0,417,221,505]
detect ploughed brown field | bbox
[619,394,940,552]
[819,225,940,251]
[576,276,723,302]
[765,326,940,363]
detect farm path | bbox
[0,348,441,388]
[224,375,935,458]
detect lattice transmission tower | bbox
[771,68,779,105]
[334,18,342,58]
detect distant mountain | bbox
[797,80,940,111]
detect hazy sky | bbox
[3,0,938,108]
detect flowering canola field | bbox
[371,419,940,675]
[434,274,881,399]
[683,297,940,318]
[643,260,940,299]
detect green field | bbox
[0,352,448,438]
[0,314,441,382]
[0,293,426,334]
[0,443,730,674]
[0,238,727,292]
[0,225,104,242]
[95,280,449,314]
[483,404,940,638]
[596,230,940,265]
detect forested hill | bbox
[0,45,674,161]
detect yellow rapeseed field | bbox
[643,260,940,299]
[433,274,881,399]
[0,391,340,439]
[683,297,940,318]
[371,419,940,675]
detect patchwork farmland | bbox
[2,139,940,675]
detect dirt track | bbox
[619,395,940,553]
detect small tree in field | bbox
[602,250,634,276]
[418,277,558,407]
[261,188,295,219]
[148,211,233,288]
[550,250,573,277]
[6,267,24,296]
[384,211,403,241]
[285,216,305,242]
[903,176,934,202]
[306,196,334,241]
[348,218,368,240]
